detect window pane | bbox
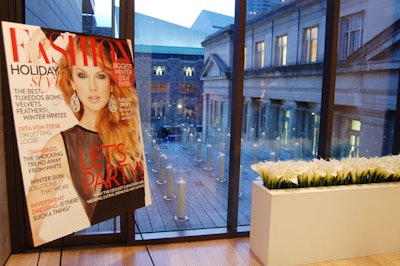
[303,26,318,63]
[275,35,287,66]
[332,3,397,159]
[339,12,363,58]
[239,0,325,226]
[134,0,235,236]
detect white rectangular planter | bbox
[250,181,400,266]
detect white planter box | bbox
[250,181,400,266]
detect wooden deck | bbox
[77,138,261,234]
[135,140,259,233]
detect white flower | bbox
[251,154,400,189]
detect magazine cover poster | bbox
[1,21,151,247]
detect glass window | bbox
[180,83,196,94]
[134,0,235,239]
[254,41,265,68]
[282,109,290,147]
[152,83,167,94]
[239,3,326,223]
[275,35,287,66]
[154,66,166,75]
[338,12,364,59]
[15,0,400,249]
[302,26,318,63]
[184,67,195,76]
[348,119,361,158]
[244,46,247,69]
[311,112,320,157]
[333,3,396,159]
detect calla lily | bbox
[251,154,400,189]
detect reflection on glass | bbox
[74,217,120,235]
[239,0,326,227]
[134,0,235,235]
[23,0,400,239]
[332,1,398,159]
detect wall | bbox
[0,43,12,266]
[0,1,18,263]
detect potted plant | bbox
[249,155,400,266]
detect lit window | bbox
[311,113,320,156]
[349,119,361,158]
[183,67,195,76]
[254,41,264,68]
[275,35,287,66]
[151,103,165,119]
[244,46,247,69]
[153,66,165,76]
[302,26,318,63]
[180,83,196,94]
[282,109,290,146]
[339,12,364,59]
[151,83,167,94]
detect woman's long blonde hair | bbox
[57,36,143,181]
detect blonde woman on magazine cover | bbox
[26,32,145,245]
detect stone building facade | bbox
[135,52,204,137]
[201,0,400,159]
[133,13,208,138]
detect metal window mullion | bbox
[318,0,340,159]
[119,0,136,245]
[227,0,246,234]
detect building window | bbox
[180,83,196,94]
[254,41,264,68]
[275,35,287,66]
[302,26,318,63]
[183,67,195,76]
[151,83,167,94]
[311,112,320,156]
[339,12,364,59]
[151,104,165,119]
[348,119,361,158]
[153,66,165,76]
[282,109,290,147]
[244,46,247,70]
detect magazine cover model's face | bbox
[70,52,112,115]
